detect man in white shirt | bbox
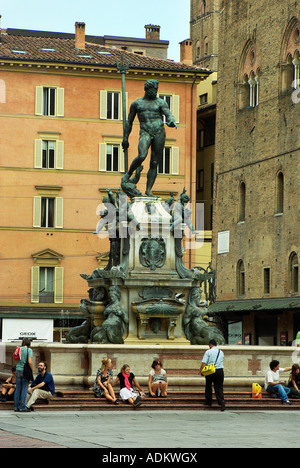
[265,360,292,405]
[200,339,225,411]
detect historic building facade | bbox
[188,0,221,271]
[0,22,209,341]
[210,0,300,344]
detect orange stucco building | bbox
[0,23,209,340]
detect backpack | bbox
[13,346,22,361]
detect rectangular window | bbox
[43,87,56,116]
[106,144,119,172]
[39,267,54,303]
[42,140,55,168]
[41,197,55,228]
[158,147,171,174]
[107,92,120,120]
[159,95,171,124]
[264,268,271,295]
[197,169,204,190]
[200,93,208,105]
[35,86,64,117]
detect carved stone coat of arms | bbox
[139,237,166,270]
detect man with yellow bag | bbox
[200,339,225,411]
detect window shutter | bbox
[34,139,43,168]
[33,196,41,227]
[54,266,64,303]
[55,197,63,228]
[100,90,107,119]
[173,95,180,124]
[121,92,128,118]
[35,86,44,115]
[31,266,40,303]
[56,140,64,169]
[119,147,125,173]
[56,88,64,116]
[99,143,107,171]
[171,146,180,175]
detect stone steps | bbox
[2,390,300,411]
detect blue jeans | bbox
[267,384,290,402]
[14,369,29,411]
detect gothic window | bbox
[238,181,246,222]
[289,252,299,294]
[238,41,261,110]
[275,171,284,214]
[237,260,245,297]
[280,17,300,93]
[204,36,209,55]
[263,268,271,295]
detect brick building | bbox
[0,22,209,341]
[210,0,300,344]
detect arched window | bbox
[280,17,300,92]
[204,36,209,56]
[237,260,245,297]
[275,171,284,214]
[196,40,201,60]
[289,252,299,294]
[238,181,246,222]
[237,41,261,110]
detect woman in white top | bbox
[148,360,168,397]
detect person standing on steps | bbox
[14,338,34,412]
[200,339,226,411]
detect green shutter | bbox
[56,88,64,117]
[55,197,63,228]
[99,143,107,171]
[173,95,180,124]
[33,196,41,227]
[100,90,107,119]
[31,266,40,303]
[35,86,44,115]
[119,146,125,173]
[34,139,43,168]
[171,146,180,175]
[54,266,64,303]
[56,140,64,169]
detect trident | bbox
[116,54,130,173]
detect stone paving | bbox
[0,409,300,449]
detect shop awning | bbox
[209,297,300,314]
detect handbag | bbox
[201,349,220,376]
[23,348,34,381]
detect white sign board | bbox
[2,319,53,342]
[217,230,230,254]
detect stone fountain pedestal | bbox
[67,193,224,346]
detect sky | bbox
[0,0,191,62]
